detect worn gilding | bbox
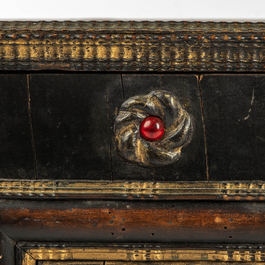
[0,21,265,71]
[106,263,263,265]
[22,247,265,265]
[42,261,103,265]
[1,180,265,200]
[22,252,35,265]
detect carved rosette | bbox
[114,90,193,166]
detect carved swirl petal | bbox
[114,90,193,166]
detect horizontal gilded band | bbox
[1,180,265,200]
[1,21,265,32]
[0,21,265,71]
[22,246,265,264]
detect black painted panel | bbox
[0,230,15,265]
[0,74,35,179]
[155,75,206,181]
[30,74,122,180]
[201,74,265,180]
[111,74,206,181]
[111,74,160,181]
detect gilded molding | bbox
[1,21,265,71]
[1,180,265,200]
[22,246,265,265]
[22,252,35,265]
[42,263,103,265]
[1,21,265,32]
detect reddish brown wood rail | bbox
[1,200,264,243]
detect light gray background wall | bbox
[0,0,264,21]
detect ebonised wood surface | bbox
[2,73,265,181]
[30,74,121,180]
[155,74,206,181]
[201,75,265,180]
[112,74,206,181]
[0,73,207,181]
[0,75,35,179]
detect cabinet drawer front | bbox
[0,73,206,182]
[2,73,265,183]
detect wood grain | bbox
[1,200,265,243]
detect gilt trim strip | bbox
[1,21,265,71]
[1,180,265,200]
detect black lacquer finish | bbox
[0,74,35,179]
[3,73,265,182]
[0,73,206,181]
[201,74,265,180]
[155,75,206,181]
[112,74,206,181]
[111,74,160,181]
[0,230,15,265]
[30,74,122,180]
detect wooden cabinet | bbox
[1,21,265,265]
